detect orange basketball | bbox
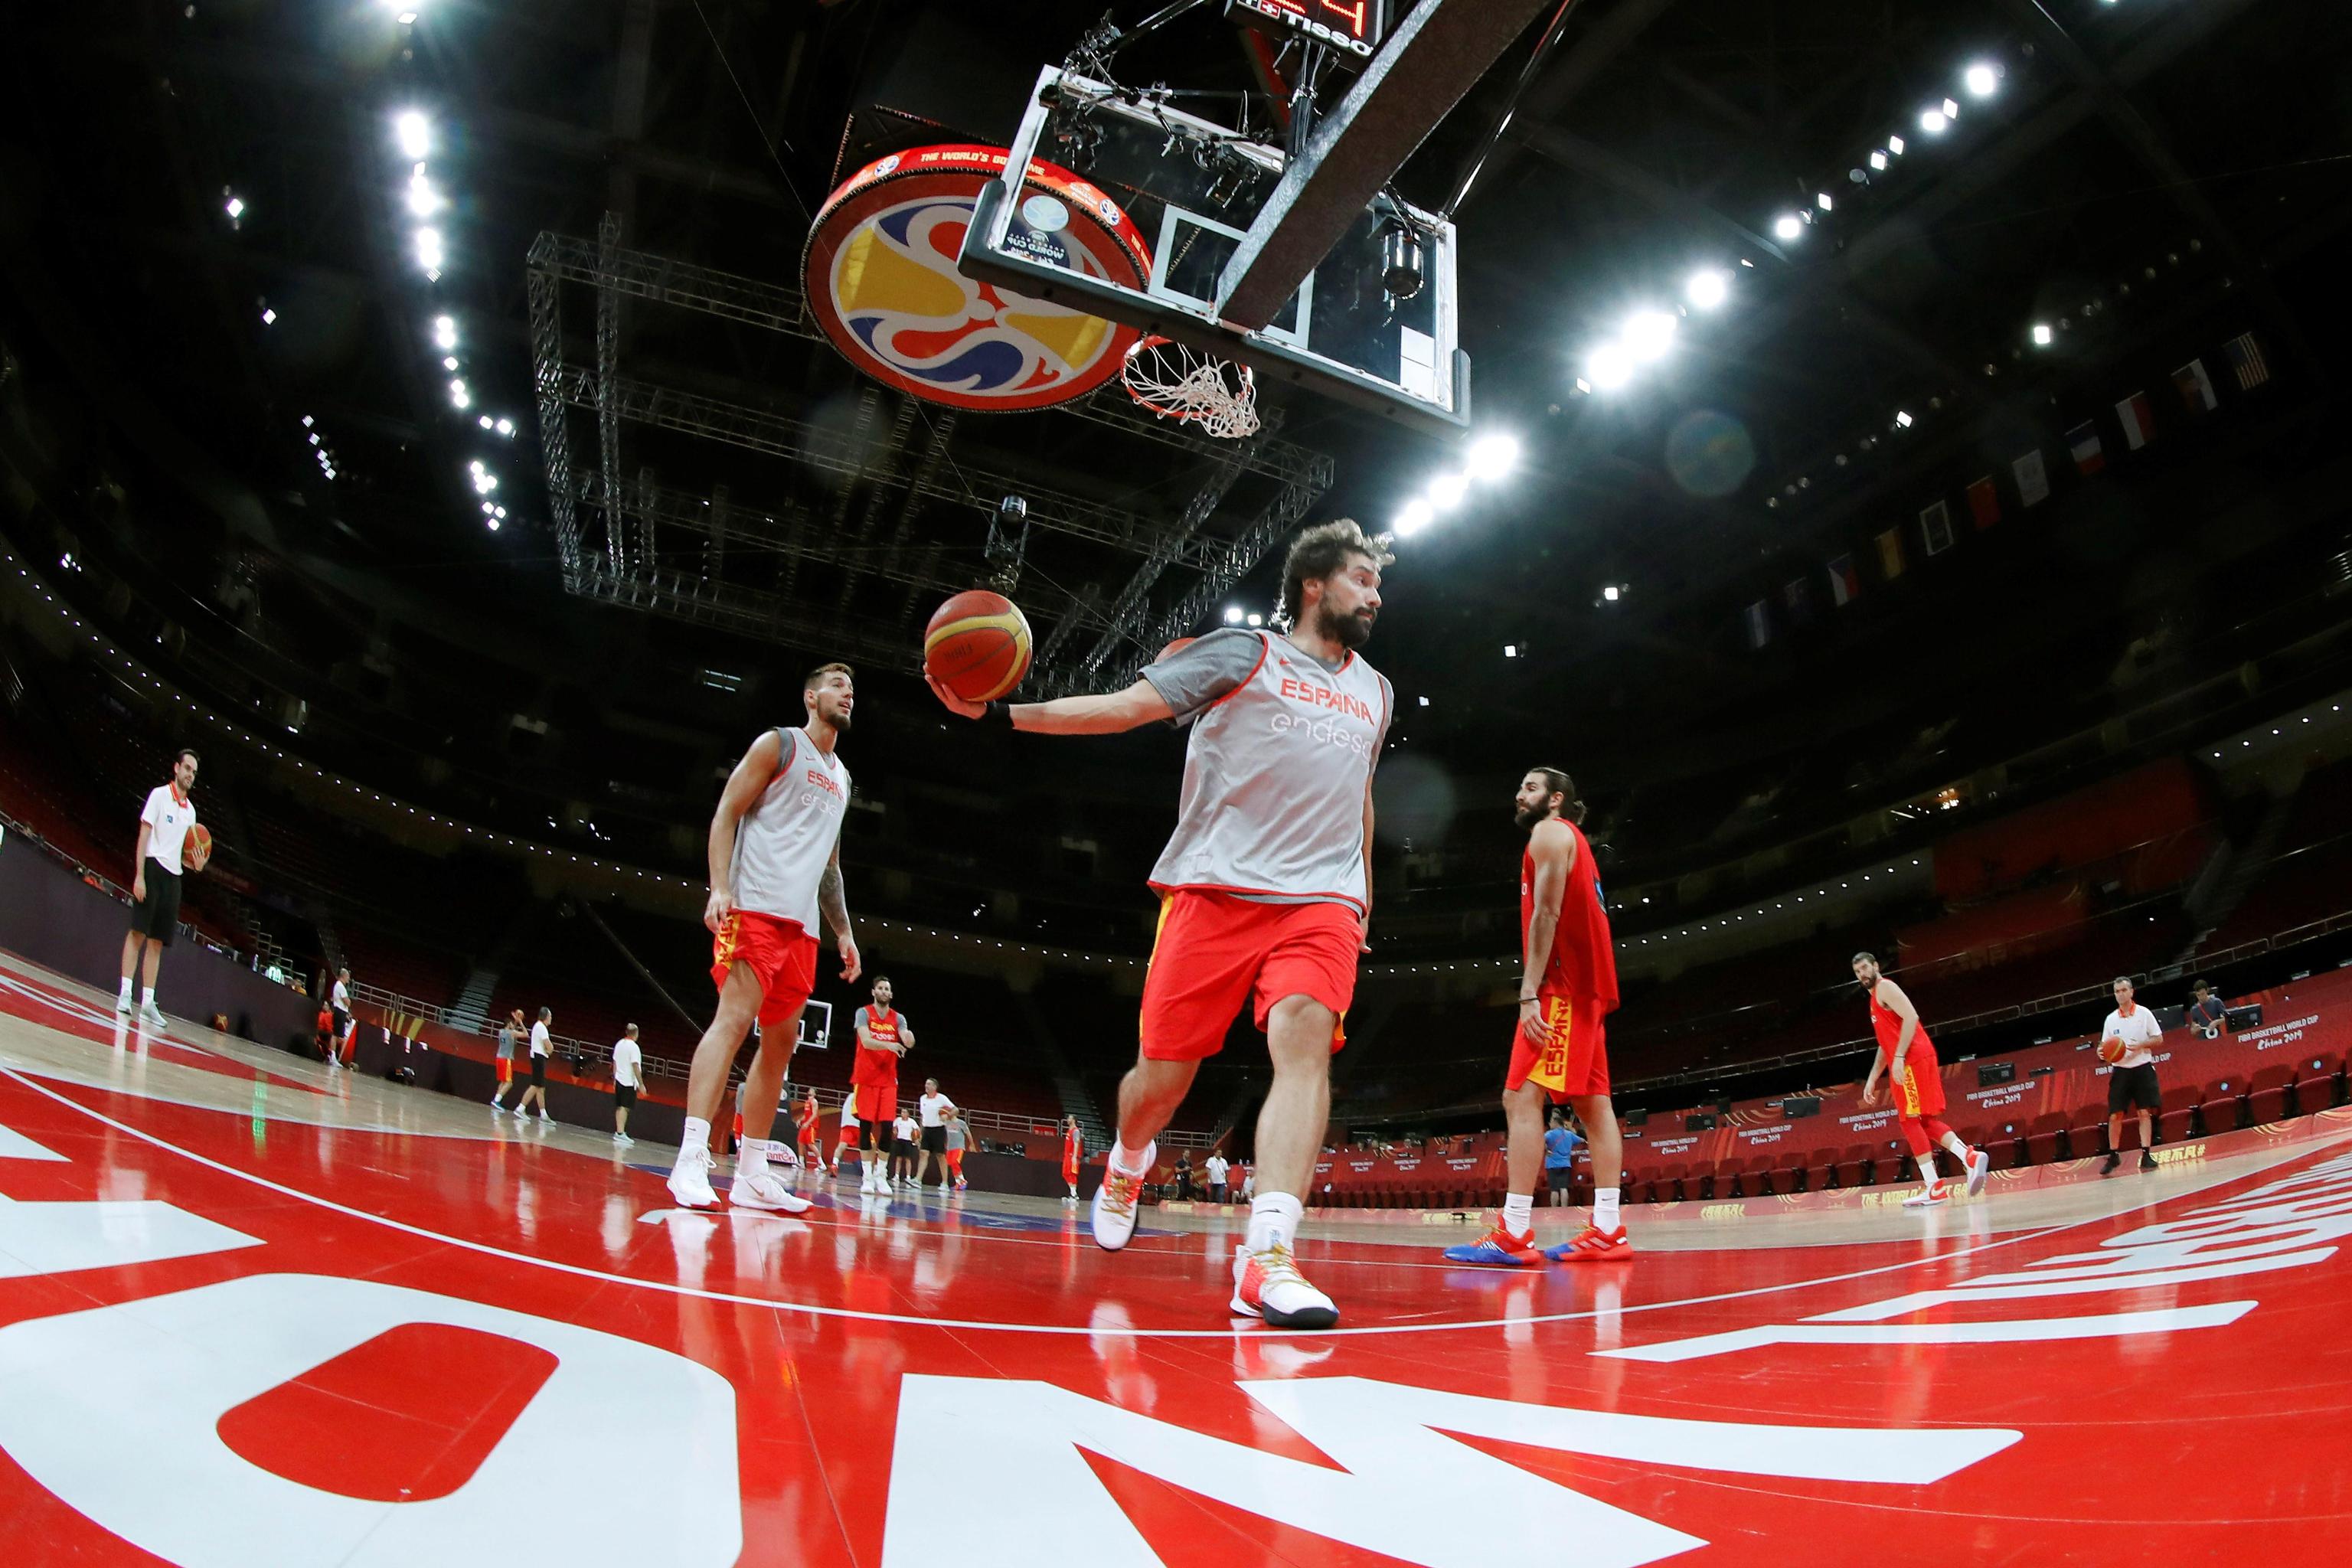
[924,590,1033,703]
[1158,636,1197,662]
[2098,1037,2125,1064]
[184,822,213,873]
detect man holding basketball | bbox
[929,519,1393,1329]
[665,662,861,1214]
[118,746,202,1031]
[2100,975,2164,1173]
[1854,953,1991,1207]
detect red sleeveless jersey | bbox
[852,1006,903,1085]
[1869,985,1933,1061]
[1521,821,1619,1011]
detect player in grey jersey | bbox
[928,520,1393,1328]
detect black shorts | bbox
[529,1053,548,1088]
[920,1125,948,1154]
[332,1008,352,1040]
[614,1083,637,1110]
[892,1138,916,1161]
[129,866,181,946]
[2108,1062,2161,1113]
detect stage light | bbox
[1223,606,1244,624]
[479,414,494,430]
[487,517,499,531]
[1428,472,1471,510]
[2031,322,2053,346]
[1942,97,1961,119]
[1964,62,1999,97]
[1869,150,1888,172]
[1886,134,1906,156]
[394,110,433,161]
[1622,309,1677,362]
[1772,213,1803,241]
[1602,584,1619,602]
[1816,191,1834,211]
[449,378,470,409]
[1586,341,1633,390]
[495,418,514,437]
[443,355,459,371]
[224,194,246,221]
[1504,645,1517,658]
[260,307,276,325]
[406,170,444,218]
[433,315,457,349]
[1919,108,1949,135]
[413,227,444,273]
[1685,269,1729,309]
[1894,410,1914,428]
[1465,433,1520,479]
[301,414,314,427]
[1393,497,1435,537]
[1246,613,1263,627]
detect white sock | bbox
[1501,1192,1534,1233]
[1109,1139,1153,1176]
[1593,1187,1621,1233]
[678,1118,710,1168]
[1939,1131,1971,1161]
[1916,1154,1939,1185]
[141,988,155,1008]
[1246,1192,1304,1254]
[118,978,133,1000]
[738,1141,769,1180]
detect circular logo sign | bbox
[802,145,1153,413]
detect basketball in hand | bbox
[924,590,1033,703]
[184,822,213,874]
[2098,1037,2125,1064]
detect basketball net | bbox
[1120,336,1260,439]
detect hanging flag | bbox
[2115,391,2156,450]
[1828,554,1861,607]
[1919,498,1955,557]
[2013,448,2050,507]
[2067,422,2105,475]
[2173,358,2219,413]
[1783,575,1817,626]
[1744,599,1772,649]
[1876,527,1906,581]
[1965,476,2001,531]
[2223,332,2270,390]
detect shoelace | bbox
[1247,1242,1309,1290]
[1475,1225,1527,1253]
[1102,1170,1142,1211]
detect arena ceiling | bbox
[2,0,2348,891]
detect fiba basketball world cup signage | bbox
[802,145,1152,413]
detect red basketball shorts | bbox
[1138,891,1360,1061]
[710,910,818,1028]
[854,1081,897,1125]
[495,1058,514,1085]
[1889,1042,1946,1119]
[1504,994,1610,1102]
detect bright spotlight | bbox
[1586,341,1634,391]
[433,315,457,350]
[443,356,459,371]
[260,307,276,325]
[2031,322,2053,346]
[1942,98,1961,119]
[413,227,445,273]
[1393,498,1435,537]
[1428,472,1471,510]
[1602,584,1620,603]
[406,170,444,218]
[1223,606,1245,624]
[1622,309,1677,362]
[1919,108,1949,135]
[449,378,470,409]
[495,418,514,437]
[394,110,433,162]
[1246,613,1264,627]
[1963,63,1999,98]
[224,194,246,220]
[1894,410,1914,428]
[1772,213,1804,241]
[479,415,495,430]
[1685,269,1729,309]
[1815,191,1834,212]
[1465,433,1521,480]
[1868,150,1888,172]
[1886,134,1906,156]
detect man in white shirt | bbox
[2101,976,2164,1173]
[1206,1152,1230,1204]
[515,1006,557,1125]
[913,1078,959,1191]
[890,1111,920,1191]
[611,1024,643,1146]
[118,748,202,1030]
[327,967,356,1070]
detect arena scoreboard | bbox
[1225,0,1389,64]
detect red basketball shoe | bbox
[1545,1224,1632,1262]
[1230,1242,1338,1329]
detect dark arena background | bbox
[2,2,2350,1563]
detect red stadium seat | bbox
[2246,1064,2297,1125]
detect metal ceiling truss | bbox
[526,227,1335,681]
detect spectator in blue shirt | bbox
[1543,1112,1584,1207]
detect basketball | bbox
[2099,1037,2125,1064]
[184,822,212,873]
[924,590,1032,704]
[1158,636,1196,662]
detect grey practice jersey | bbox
[729,727,849,931]
[1143,629,1390,912]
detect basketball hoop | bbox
[1120,336,1260,439]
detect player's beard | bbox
[825,701,854,732]
[1314,599,1376,649]
[1514,802,1551,831]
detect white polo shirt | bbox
[612,1037,642,1089]
[2102,1003,2162,1070]
[331,979,351,1014]
[139,785,197,874]
[529,1021,551,1058]
[1206,1155,1229,1185]
[917,1091,956,1128]
[893,1114,919,1143]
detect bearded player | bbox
[1446,768,1630,1266]
[665,663,862,1212]
[1854,952,1991,1207]
[851,976,913,1194]
[930,519,1393,1328]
